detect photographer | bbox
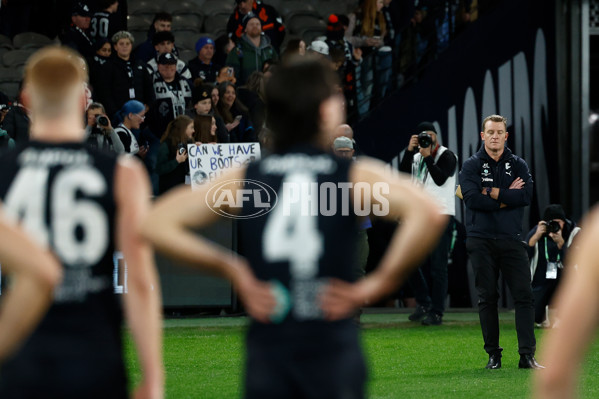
[526,204,580,327]
[84,103,124,153]
[399,121,457,325]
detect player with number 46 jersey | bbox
[0,47,163,399]
[143,57,447,399]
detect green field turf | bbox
[124,311,599,398]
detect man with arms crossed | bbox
[459,114,541,369]
[0,46,163,399]
[142,57,446,398]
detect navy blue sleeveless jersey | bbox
[0,141,127,399]
[238,146,359,334]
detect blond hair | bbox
[24,46,88,119]
[481,114,507,132]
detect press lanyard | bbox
[544,238,560,262]
[416,158,427,182]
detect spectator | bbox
[333,136,355,159]
[227,0,286,52]
[146,31,191,82]
[216,82,254,142]
[190,84,229,143]
[156,115,194,194]
[194,114,218,144]
[237,71,266,138]
[399,121,457,326]
[526,204,581,327]
[90,0,119,42]
[347,0,388,114]
[214,33,236,67]
[459,114,541,369]
[188,37,221,84]
[135,12,178,63]
[226,13,279,85]
[0,120,15,150]
[3,85,29,145]
[61,2,95,58]
[87,38,112,99]
[398,4,437,85]
[113,100,148,158]
[308,40,330,60]
[281,39,306,62]
[147,52,192,140]
[96,31,152,118]
[84,102,125,153]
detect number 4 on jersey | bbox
[263,172,323,279]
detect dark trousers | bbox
[532,280,558,324]
[466,237,536,355]
[408,216,453,315]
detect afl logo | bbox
[205,179,278,219]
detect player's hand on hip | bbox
[234,265,277,323]
[319,278,369,321]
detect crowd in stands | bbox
[0,0,501,195]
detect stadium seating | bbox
[279,1,318,20]
[164,0,203,18]
[2,50,35,68]
[178,49,196,63]
[203,14,230,36]
[0,67,22,100]
[172,15,203,33]
[202,0,235,18]
[129,0,163,17]
[0,35,13,50]
[127,15,153,31]
[12,32,54,49]
[175,32,202,51]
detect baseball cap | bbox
[157,52,177,65]
[416,121,437,134]
[195,37,215,53]
[333,136,354,150]
[543,204,567,221]
[72,2,92,17]
[308,40,329,56]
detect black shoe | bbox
[408,305,430,321]
[518,354,544,369]
[485,354,502,369]
[421,312,442,326]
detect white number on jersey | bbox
[4,166,109,267]
[90,17,109,38]
[263,172,323,279]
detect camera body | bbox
[543,220,561,234]
[417,131,432,148]
[177,142,186,155]
[95,115,109,127]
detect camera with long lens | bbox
[417,131,432,148]
[95,115,109,127]
[544,220,561,234]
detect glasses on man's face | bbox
[135,113,145,120]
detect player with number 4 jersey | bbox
[0,47,163,399]
[142,57,447,398]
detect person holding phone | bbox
[215,82,255,142]
[156,115,195,195]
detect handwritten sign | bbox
[188,143,261,190]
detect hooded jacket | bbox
[459,145,533,241]
[225,34,278,85]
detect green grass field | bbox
[125,311,599,398]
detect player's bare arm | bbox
[320,157,448,320]
[141,167,276,323]
[115,157,164,399]
[533,206,599,399]
[0,207,63,363]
